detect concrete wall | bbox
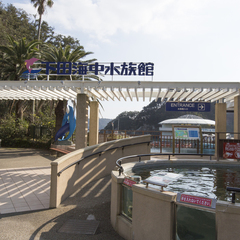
[132,185,176,240]
[111,163,240,240]
[111,171,176,240]
[216,200,240,240]
[50,135,151,208]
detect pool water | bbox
[133,167,240,202]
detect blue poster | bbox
[166,102,210,112]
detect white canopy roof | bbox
[0,80,239,110]
[159,118,215,126]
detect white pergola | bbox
[0,80,239,110]
[1,80,239,150]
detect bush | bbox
[0,114,28,139]
[0,114,52,149]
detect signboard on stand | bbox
[172,125,203,154]
[174,127,200,140]
[223,142,240,159]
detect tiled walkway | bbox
[0,167,50,214]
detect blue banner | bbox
[166,102,211,112]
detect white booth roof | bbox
[159,115,215,126]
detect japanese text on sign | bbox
[41,62,154,76]
[180,194,212,207]
[123,178,136,187]
[223,142,240,159]
[176,193,216,209]
[166,102,211,112]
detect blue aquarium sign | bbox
[42,62,154,76]
[166,102,210,112]
[21,59,154,77]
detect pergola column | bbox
[89,101,99,146]
[75,93,89,149]
[234,95,240,139]
[215,103,226,158]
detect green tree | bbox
[48,34,81,49]
[0,36,41,121]
[0,3,35,45]
[42,44,96,68]
[0,36,41,80]
[31,0,54,41]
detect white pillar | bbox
[215,103,226,158]
[234,95,240,139]
[75,93,89,149]
[89,101,99,146]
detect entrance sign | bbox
[166,102,211,112]
[223,142,240,159]
[177,193,217,209]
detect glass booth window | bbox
[122,185,133,219]
[176,205,216,240]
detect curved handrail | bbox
[116,153,214,176]
[226,187,240,203]
[57,141,151,176]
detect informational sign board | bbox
[174,127,200,139]
[172,125,203,154]
[166,102,211,112]
[177,193,217,209]
[223,142,240,159]
[143,173,182,187]
[123,178,136,187]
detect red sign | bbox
[179,194,213,207]
[123,178,136,187]
[223,142,240,159]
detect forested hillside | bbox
[105,99,216,131]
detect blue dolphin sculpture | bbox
[54,106,76,141]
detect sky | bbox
[2,0,240,119]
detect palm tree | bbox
[42,44,97,135]
[0,36,41,121]
[0,36,41,80]
[42,44,96,71]
[31,0,54,41]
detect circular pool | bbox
[111,159,240,240]
[127,162,240,202]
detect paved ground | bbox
[0,147,222,240]
[0,148,55,169]
[0,167,50,214]
[0,148,124,240]
[0,148,54,215]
